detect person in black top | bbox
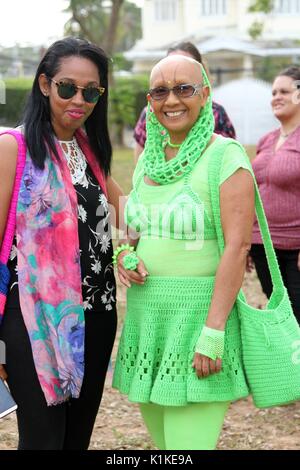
[0,37,122,450]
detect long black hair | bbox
[23,37,112,175]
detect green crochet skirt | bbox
[113,276,249,406]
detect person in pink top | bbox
[249,66,300,323]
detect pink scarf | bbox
[15,128,107,405]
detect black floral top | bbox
[7,163,116,313]
[76,163,116,312]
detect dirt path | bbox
[1,272,300,450]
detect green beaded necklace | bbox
[143,65,214,185]
[164,138,182,149]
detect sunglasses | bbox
[148,83,203,101]
[49,78,105,103]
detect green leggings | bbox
[140,401,230,450]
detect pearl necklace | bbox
[59,137,87,185]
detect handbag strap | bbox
[0,130,26,264]
[208,138,285,293]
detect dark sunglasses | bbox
[148,83,203,101]
[49,78,105,103]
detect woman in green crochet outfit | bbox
[112,55,255,450]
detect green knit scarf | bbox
[143,64,214,185]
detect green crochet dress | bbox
[113,137,252,405]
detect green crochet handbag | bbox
[209,139,300,409]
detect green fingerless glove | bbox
[195,326,225,360]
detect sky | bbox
[0,0,143,48]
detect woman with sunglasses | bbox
[133,41,236,164]
[0,37,121,449]
[112,54,255,450]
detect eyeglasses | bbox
[49,78,105,103]
[148,83,203,101]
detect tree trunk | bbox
[104,0,124,57]
[72,12,99,44]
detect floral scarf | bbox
[16,128,107,405]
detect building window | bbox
[200,0,227,16]
[154,0,177,21]
[273,0,300,13]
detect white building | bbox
[126,0,300,78]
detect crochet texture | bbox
[113,276,249,405]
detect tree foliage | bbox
[248,0,274,13]
[0,76,149,144]
[248,0,274,39]
[64,0,141,56]
[248,20,264,40]
[257,57,295,82]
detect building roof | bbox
[125,35,300,61]
[198,36,300,57]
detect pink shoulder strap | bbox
[0,130,26,263]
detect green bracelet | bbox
[195,326,225,360]
[112,243,134,265]
[123,252,139,270]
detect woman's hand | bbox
[192,352,222,378]
[117,250,148,288]
[0,365,8,381]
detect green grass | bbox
[4,77,33,89]
[111,147,135,194]
[246,145,257,161]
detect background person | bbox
[249,66,300,324]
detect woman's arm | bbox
[106,176,147,287]
[0,134,18,247]
[206,168,255,329]
[193,168,255,377]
